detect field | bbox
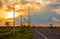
[0,26,33,39]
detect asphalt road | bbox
[32,28,60,39]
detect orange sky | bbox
[0,0,60,26]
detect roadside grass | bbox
[0,27,21,36]
[0,26,33,39]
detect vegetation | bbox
[37,27,60,30]
[0,26,33,39]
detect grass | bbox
[0,26,33,39]
[0,26,60,39]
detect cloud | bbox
[52,17,60,22]
[52,7,60,14]
[24,0,56,6]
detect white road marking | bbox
[35,29,48,39]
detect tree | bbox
[50,24,53,28]
[5,22,10,26]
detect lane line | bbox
[35,29,48,39]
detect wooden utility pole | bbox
[20,15,23,26]
[13,4,16,35]
[28,8,30,26]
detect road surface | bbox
[32,28,60,39]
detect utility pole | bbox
[13,3,16,35]
[28,7,30,26]
[20,15,23,27]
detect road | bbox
[32,28,60,39]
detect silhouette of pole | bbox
[28,8,30,26]
[13,4,15,35]
[20,15,23,26]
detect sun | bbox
[5,11,19,19]
[0,0,42,20]
[0,10,20,19]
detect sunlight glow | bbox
[6,11,19,19]
[0,0,49,20]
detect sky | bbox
[0,0,60,26]
[15,0,60,25]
